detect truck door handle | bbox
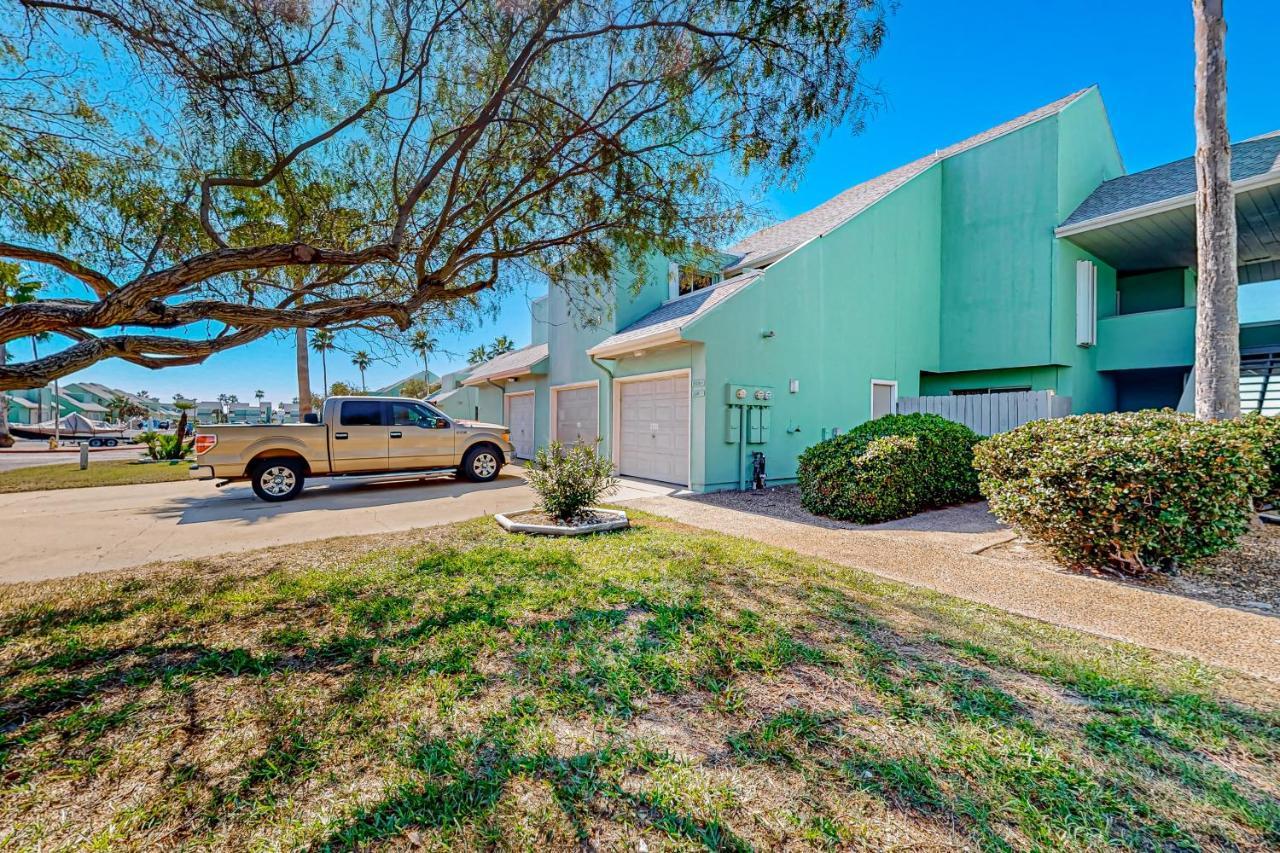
[335,432,348,440]
[389,431,402,438]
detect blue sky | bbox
[64,0,1279,404]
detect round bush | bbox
[797,413,982,523]
[974,410,1267,574]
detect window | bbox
[667,262,718,300]
[392,401,447,429]
[340,400,384,426]
[950,386,1032,396]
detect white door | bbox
[871,381,896,420]
[507,394,535,459]
[619,375,689,485]
[555,386,599,446]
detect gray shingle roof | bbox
[461,343,549,384]
[727,89,1093,269]
[588,271,764,355]
[1061,131,1280,228]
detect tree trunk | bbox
[296,328,312,416]
[321,351,328,397]
[0,342,12,447]
[1193,0,1240,420]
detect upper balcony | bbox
[1096,306,1194,372]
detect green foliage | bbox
[1235,413,1280,502]
[524,440,618,524]
[138,431,191,462]
[974,410,1267,574]
[797,414,983,523]
[397,378,429,399]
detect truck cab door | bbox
[330,400,390,473]
[389,401,455,469]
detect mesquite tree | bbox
[0,0,888,394]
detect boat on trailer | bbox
[9,412,128,446]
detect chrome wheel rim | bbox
[260,465,296,496]
[473,453,498,478]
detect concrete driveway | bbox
[0,468,679,583]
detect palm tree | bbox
[255,389,265,403]
[295,328,312,418]
[467,345,490,365]
[409,329,438,390]
[1192,0,1240,420]
[352,350,372,392]
[310,329,336,396]
[490,335,516,357]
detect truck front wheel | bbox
[250,458,306,502]
[459,445,502,483]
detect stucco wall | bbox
[688,165,944,490]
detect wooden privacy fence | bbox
[895,390,1071,436]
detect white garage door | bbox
[506,393,535,459]
[618,374,689,485]
[555,385,599,446]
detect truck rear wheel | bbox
[250,458,306,502]
[459,445,502,483]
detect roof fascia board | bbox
[1057,169,1280,236]
[586,328,683,359]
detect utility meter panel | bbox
[725,384,774,444]
[725,384,774,405]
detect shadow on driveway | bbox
[150,471,529,526]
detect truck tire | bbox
[459,444,502,483]
[250,458,306,502]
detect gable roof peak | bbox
[726,88,1093,270]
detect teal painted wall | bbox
[688,165,943,490]
[1096,308,1195,371]
[1117,268,1191,314]
[939,114,1059,371]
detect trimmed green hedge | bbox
[1237,413,1280,502]
[974,410,1267,575]
[797,413,982,523]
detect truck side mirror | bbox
[303,413,320,424]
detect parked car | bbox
[190,396,514,501]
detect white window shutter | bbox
[1076,260,1097,347]
[667,261,680,301]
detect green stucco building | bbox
[454,87,1280,491]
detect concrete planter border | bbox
[494,508,629,536]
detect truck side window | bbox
[340,400,385,426]
[392,402,446,429]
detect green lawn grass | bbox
[0,515,1276,850]
[0,458,189,493]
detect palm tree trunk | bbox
[321,351,328,397]
[0,342,11,448]
[1193,0,1240,420]
[422,353,430,391]
[296,328,312,416]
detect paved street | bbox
[0,468,679,582]
[0,441,143,472]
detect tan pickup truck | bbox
[190,396,514,501]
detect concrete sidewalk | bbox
[621,494,1280,683]
[0,469,678,583]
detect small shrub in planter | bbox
[797,413,982,523]
[974,410,1267,575]
[524,440,618,524]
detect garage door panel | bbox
[555,386,599,446]
[618,375,689,486]
[507,394,535,459]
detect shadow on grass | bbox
[1,523,1277,849]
